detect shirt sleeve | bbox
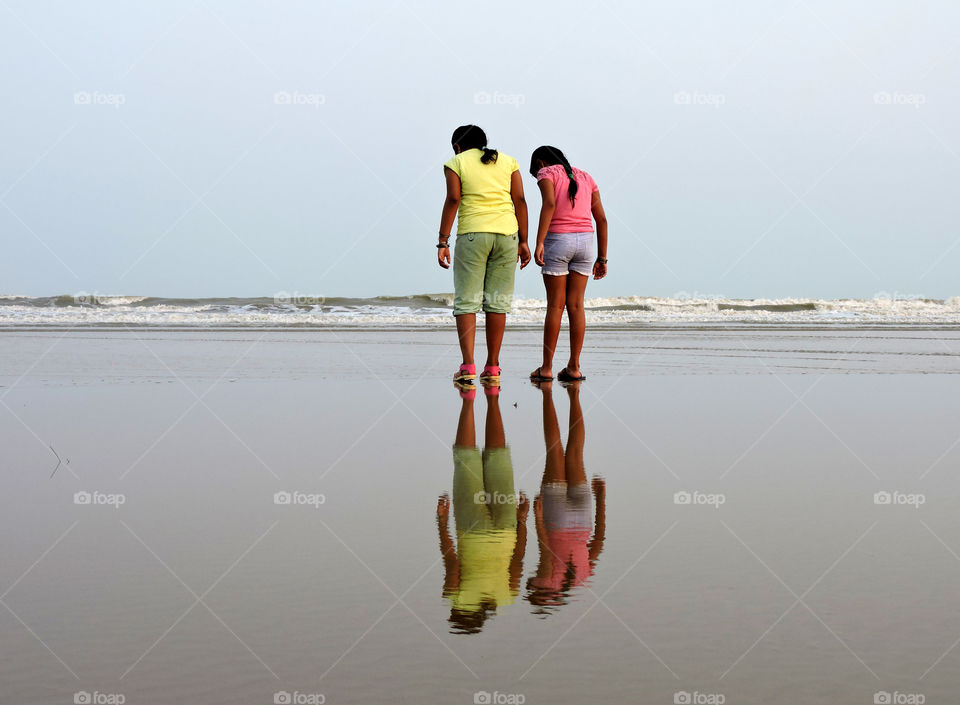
[536,166,556,183]
[443,155,461,177]
[508,154,519,173]
[588,172,599,192]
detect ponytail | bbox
[451,125,498,164]
[529,145,578,205]
[558,154,578,206]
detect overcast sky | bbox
[2,0,957,300]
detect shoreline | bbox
[3,323,960,332]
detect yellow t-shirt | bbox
[449,529,517,612]
[444,148,520,236]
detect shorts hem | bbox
[543,268,592,276]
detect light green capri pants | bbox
[452,446,517,534]
[452,232,519,316]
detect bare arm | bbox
[588,477,606,562]
[437,167,461,269]
[532,494,554,580]
[437,494,460,593]
[533,179,556,267]
[510,171,531,269]
[591,190,608,280]
[509,492,529,593]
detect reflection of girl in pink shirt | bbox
[527,380,606,612]
[530,482,595,595]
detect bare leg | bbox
[484,312,505,368]
[455,313,476,366]
[564,383,587,486]
[531,387,562,594]
[540,383,565,484]
[455,395,475,447]
[484,393,505,448]
[536,274,567,378]
[564,273,589,376]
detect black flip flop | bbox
[529,366,554,382]
[557,368,586,382]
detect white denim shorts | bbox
[541,482,593,531]
[542,232,594,276]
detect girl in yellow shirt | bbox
[437,125,531,388]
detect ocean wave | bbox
[1,294,958,327]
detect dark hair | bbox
[525,563,577,614]
[529,145,578,206]
[449,604,494,634]
[451,125,498,164]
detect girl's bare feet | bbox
[557,367,585,383]
[530,366,554,381]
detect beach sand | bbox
[2,328,959,704]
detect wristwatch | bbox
[596,257,608,264]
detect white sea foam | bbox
[1,295,958,327]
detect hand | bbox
[517,491,529,522]
[437,493,450,520]
[593,260,607,280]
[534,243,545,267]
[518,242,531,269]
[592,476,606,499]
[437,244,451,269]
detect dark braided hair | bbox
[451,125,498,164]
[529,145,578,205]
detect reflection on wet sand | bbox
[527,381,605,615]
[437,389,528,634]
[437,382,606,633]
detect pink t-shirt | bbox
[536,165,598,233]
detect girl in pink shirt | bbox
[528,146,608,383]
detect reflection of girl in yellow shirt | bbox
[437,391,528,634]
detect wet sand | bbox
[2,328,959,704]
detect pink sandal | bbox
[453,363,476,384]
[455,382,476,400]
[478,365,501,386]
